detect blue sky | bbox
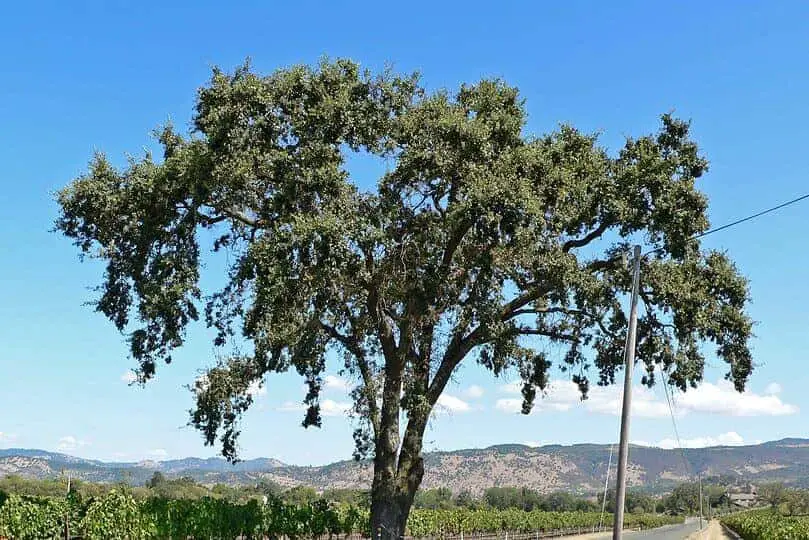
[2,0,809,466]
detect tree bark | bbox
[370,488,413,540]
[370,455,424,540]
[370,409,427,540]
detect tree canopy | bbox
[56,58,753,536]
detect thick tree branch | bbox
[512,326,578,340]
[563,221,610,252]
[199,205,261,228]
[319,321,381,434]
[426,322,481,405]
[506,306,618,339]
[500,286,549,320]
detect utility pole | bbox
[699,480,704,529]
[612,245,642,540]
[63,469,71,540]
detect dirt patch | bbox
[687,520,736,540]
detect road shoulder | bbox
[686,520,736,540]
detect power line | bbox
[696,192,809,240]
[599,444,614,533]
[645,191,809,257]
[658,366,692,478]
[658,365,704,522]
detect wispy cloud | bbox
[0,432,18,444]
[121,370,138,384]
[765,382,783,396]
[324,375,351,392]
[463,385,485,399]
[635,431,761,449]
[436,394,472,413]
[278,399,351,417]
[57,436,90,452]
[149,449,168,459]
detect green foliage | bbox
[0,494,67,539]
[147,471,166,489]
[723,508,809,539]
[406,508,681,536]
[79,490,156,539]
[283,485,320,506]
[415,487,454,509]
[454,490,478,509]
[483,487,597,513]
[55,57,754,535]
[56,57,753,460]
[0,489,683,538]
[659,482,713,515]
[322,488,369,507]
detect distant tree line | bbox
[759,482,809,516]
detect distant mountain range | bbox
[3,438,809,495]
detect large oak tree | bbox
[56,59,753,538]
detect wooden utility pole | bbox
[612,245,642,540]
[699,480,704,529]
[63,469,71,540]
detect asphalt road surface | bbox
[623,518,704,539]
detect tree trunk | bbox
[369,425,425,540]
[370,492,412,540]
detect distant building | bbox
[727,484,758,508]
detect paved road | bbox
[623,518,704,539]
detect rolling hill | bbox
[3,439,809,494]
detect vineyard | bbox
[0,489,683,539]
[722,509,809,539]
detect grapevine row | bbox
[722,508,809,539]
[0,490,682,539]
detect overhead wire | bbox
[643,191,809,258]
[598,444,614,532]
[658,366,705,521]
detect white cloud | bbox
[324,375,351,392]
[497,378,796,419]
[0,432,17,443]
[495,398,523,413]
[278,399,351,417]
[523,441,548,448]
[321,399,352,416]
[149,449,168,459]
[436,394,472,413]
[463,385,485,399]
[57,436,90,452]
[654,431,761,449]
[677,380,797,417]
[278,401,305,413]
[765,382,783,396]
[121,370,138,384]
[498,380,669,418]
